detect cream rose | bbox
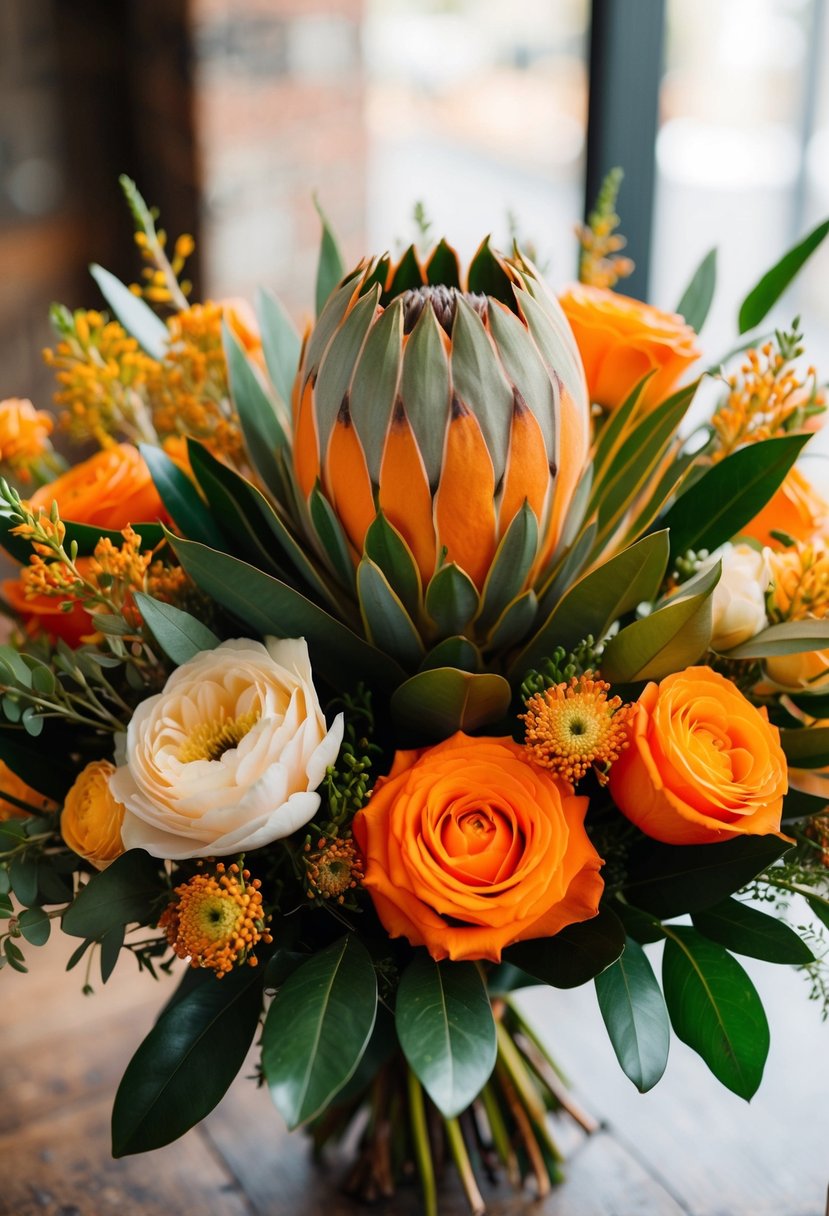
[708,543,770,651]
[110,638,343,859]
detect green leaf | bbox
[661,434,809,559]
[89,264,168,359]
[485,590,538,653]
[782,785,828,822]
[590,374,654,481]
[62,850,166,939]
[169,535,405,696]
[738,217,829,333]
[426,240,461,290]
[314,197,346,317]
[223,321,290,497]
[391,668,511,741]
[781,726,829,769]
[807,893,829,931]
[623,835,791,919]
[112,961,263,1155]
[388,244,425,298]
[676,247,717,333]
[309,484,357,591]
[0,514,165,564]
[140,444,224,550]
[601,559,720,683]
[4,937,27,972]
[357,558,424,669]
[418,636,481,674]
[0,727,78,801]
[257,287,301,408]
[662,927,769,1099]
[396,955,496,1119]
[263,936,377,1129]
[364,512,422,621]
[595,937,670,1092]
[725,619,829,660]
[9,856,38,906]
[692,897,814,964]
[504,907,625,988]
[425,564,480,637]
[18,905,51,947]
[100,923,125,982]
[479,503,538,629]
[510,530,670,680]
[133,593,220,666]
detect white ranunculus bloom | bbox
[709,543,770,652]
[110,638,343,859]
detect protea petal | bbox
[434,396,497,589]
[323,400,376,554]
[543,378,591,566]
[294,375,320,499]
[498,390,550,538]
[379,402,436,586]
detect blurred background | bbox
[5,0,829,405]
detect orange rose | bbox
[352,733,604,963]
[559,282,700,412]
[741,466,827,548]
[609,667,787,845]
[30,443,166,531]
[61,759,125,869]
[0,759,54,821]
[3,561,93,648]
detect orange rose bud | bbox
[559,282,700,413]
[352,732,604,963]
[609,667,788,845]
[30,443,166,531]
[61,759,126,869]
[0,759,54,821]
[740,466,828,549]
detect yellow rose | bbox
[61,760,126,869]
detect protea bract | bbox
[290,241,590,660]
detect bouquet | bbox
[1,173,828,1216]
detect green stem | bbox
[760,874,829,912]
[407,1069,438,1216]
[503,998,571,1087]
[445,1117,486,1216]
[0,788,51,816]
[495,1020,563,1165]
[480,1082,519,1186]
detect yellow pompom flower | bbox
[520,673,634,784]
[61,760,126,869]
[160,863,272,977]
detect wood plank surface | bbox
[3,933,826,1215]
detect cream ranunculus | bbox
[110,638,343,859]
[709,543,770,651]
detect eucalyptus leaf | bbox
[133,593,220,666]
[90,264,168,359]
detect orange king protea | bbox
[291,241,590,637]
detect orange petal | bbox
[541,379,590,567]
[434,396,497,589]
[323,396,376,553]
[498,388,550,537]
[379,399,436,585]
[294,376,320,500]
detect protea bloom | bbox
[292,241,589,612]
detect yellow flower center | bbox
[178,708,260,763]
[159,863,272,977]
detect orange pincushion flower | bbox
[609,667,788,845]
[61,760,125,869]
[0,760,54,821]
[559,282,699,413]
[352,732,604,963]
[0,398,53,477]
[160,862,272,976]
[521,672,634,784]
[30,443,166,530]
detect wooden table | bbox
[3,934,827,1216]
